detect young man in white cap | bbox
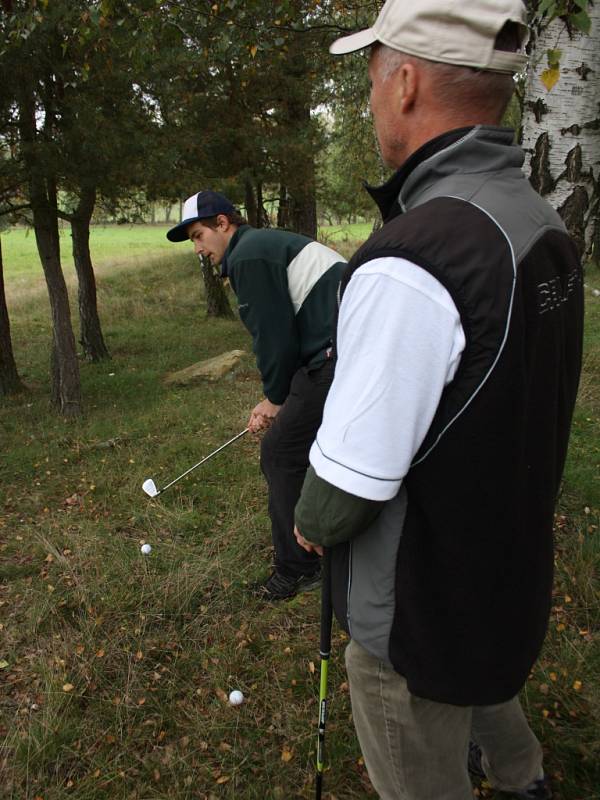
[294,1,583,797]
[167,190,346,600]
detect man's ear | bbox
[398,62,418,113]
[216,214,230,230]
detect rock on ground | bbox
[164,350,246,386]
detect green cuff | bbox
[295,465,384,548]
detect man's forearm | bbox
[295,465,385,547]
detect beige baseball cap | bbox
[329,0,529,74]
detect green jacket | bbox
[223,225,345,403]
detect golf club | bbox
[315,548,333,800]
[142,428,248,497]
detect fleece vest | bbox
[331,126,584,705]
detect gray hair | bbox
[375,44,515,123]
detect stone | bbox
[164,350,246,385]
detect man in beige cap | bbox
[294,0,583,798]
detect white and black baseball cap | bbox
[329,0,529,74]
[167,190,238,242]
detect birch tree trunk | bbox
[521,4,600,262]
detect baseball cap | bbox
[167,190,238,242]
[329,0,529,74]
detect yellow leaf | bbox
[281,747,293,762]
[216,775,230,784]
[308,661,315,673]
[250,45,258,58]
[573,680,582,691]
[95,649,105,658]
[540,67,559,92]
[135,650,143,660]
[62,683,75,693]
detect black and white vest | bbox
[331,126,584,705]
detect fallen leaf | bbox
[216,775,230,784]
[0,660,8,669]
[281,747,293,762]
[62,683,74,693]
[308,661,315,674]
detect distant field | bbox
[1,224,176,280]
[1,222,371,285]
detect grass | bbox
[0,229,599,799]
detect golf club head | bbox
[142,478,159,498]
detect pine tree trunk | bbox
[200,256,234,318]
[244,177,258,227]
[18,84,81,416]
[521,5,600,261]
[71,186,110,361]
[0,236,24,396]
[282,101,317,238]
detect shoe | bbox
[468,742,552,799]
[251,569,321,600]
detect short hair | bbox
[198,211,248,229]
[375,22,521,123]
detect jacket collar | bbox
[221,224,252,278]
[366,126,522,221]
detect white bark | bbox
[521,2,600,259]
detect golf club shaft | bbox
[159,428,248,494]
[316,548,333,800]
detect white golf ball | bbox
[140,543,152,555]
[228,690,244,706]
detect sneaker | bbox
[251,569,321,600]
[468,742,552,799]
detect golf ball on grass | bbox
[229,690,244,706]
[141,543,152,555]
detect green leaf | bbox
[537,0,557,18]
[547,48,562,68]
[570,9,591,33]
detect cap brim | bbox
[166,217,199,242]
[329,28,377,55]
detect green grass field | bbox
[1,227,599,799]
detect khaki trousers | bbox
[345,640,543,800]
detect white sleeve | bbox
[309,257,465,501]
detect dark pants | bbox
[260,359,334,578]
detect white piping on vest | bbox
[411,196,517,466]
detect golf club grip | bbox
[319,548,333,657]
